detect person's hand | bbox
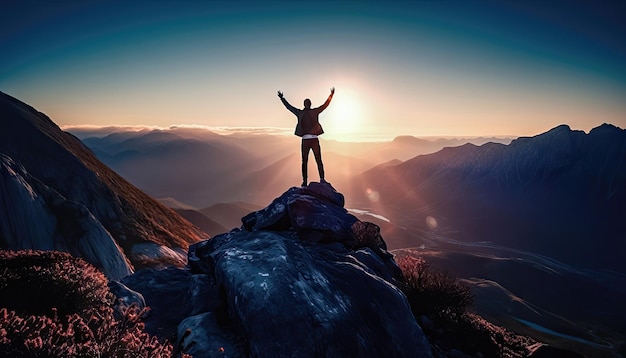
[277,90,284,99]
[330,87,335,95]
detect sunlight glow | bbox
[325,89,364,140]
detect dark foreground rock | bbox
[117,183,432,357]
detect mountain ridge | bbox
[0,91,209,273]
[349,122,626,272]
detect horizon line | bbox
[61,123,619,142]
[61,123,524,142]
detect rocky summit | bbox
[115,183,432,358]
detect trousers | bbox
[301,138,324,182]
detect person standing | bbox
[278,87,334,186]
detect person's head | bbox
[304,98,311,109]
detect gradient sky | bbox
[1,1,625,141]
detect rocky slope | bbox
[1,154,132,280]
[114,183,433,357]
[0,91,208,276]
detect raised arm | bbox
[315,87,335,113]
[278,90,298,115]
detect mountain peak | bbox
[535,124,578,140]
[547,123,571,133]
[589,122,623,136]
[393,135,424,144]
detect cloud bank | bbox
[63,124,293,139]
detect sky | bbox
[1,0,625,141]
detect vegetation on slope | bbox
[0,250,175,357]
[0,249,536,357]
[398,255,534,357]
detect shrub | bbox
[397,255,473,316]
[0,250,112,317]
[432,310,532,357]
[351,221,387,251]
[397,254,532,357]
[0,250,175,357]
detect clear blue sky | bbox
[1,0,625,140]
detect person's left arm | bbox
[315,87,335,113]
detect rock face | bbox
[0,91,208,274]
[0,155,132,280]
[119,183,432,357]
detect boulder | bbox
[242,183,358,243]
[120,267,221,339]
[108,280,146,309]
[117,183,432,357]
[177,312,244,358]
[189,228,431,357]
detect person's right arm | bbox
[278,90,298,115]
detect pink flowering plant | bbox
[0,250,177,357]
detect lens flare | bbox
[365,187,380,202]
[425,216,438,230]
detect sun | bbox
[324,90,362,139]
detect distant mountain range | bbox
[80,128,267,206]
[347,124,626,273]
[70,117,625,275]
[72,126,512,207]
[0,91,208,277]
[102,122,620,273]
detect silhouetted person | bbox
[278,87,334,186]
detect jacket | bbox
[281,94,333,137]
